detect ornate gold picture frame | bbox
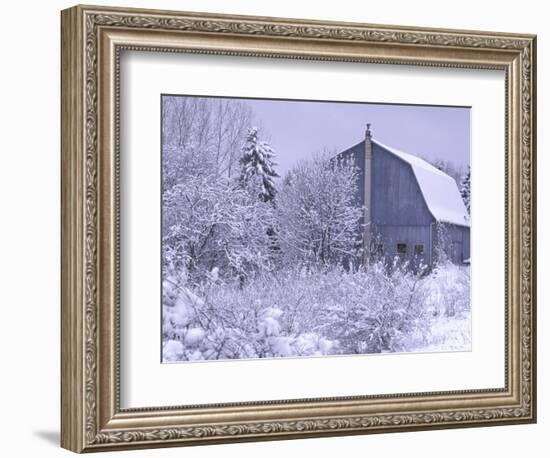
[61,4,536,453]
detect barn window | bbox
[396,243,407,254]
[414,244,425,256]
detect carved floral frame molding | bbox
[61,4,536,453]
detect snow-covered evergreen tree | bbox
[239,127,279,203]
[460,166,471,214]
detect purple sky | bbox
[165,94,470,177]
[245,97,470,177]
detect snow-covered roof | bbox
[373,139,470,228]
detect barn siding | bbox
[371,224,432,267]
[371,143,434,226]
[462,226,470,260]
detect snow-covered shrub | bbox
[163,340,184,362]
[184,327,206,346]
[420,261,470,317]
[162,267,337,361]
[162,260,470,362]
[313,262,430,354]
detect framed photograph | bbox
[61,4,537,453]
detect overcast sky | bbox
[166,95,470,178]
[245,97,470,177]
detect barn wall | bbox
[371,143,434,226]
[336,141,365,207]
[433,223,470,263]
[336,141,434,227]
[462,226,470,260]
[371,224,432,267]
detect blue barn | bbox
[336,124,470,269]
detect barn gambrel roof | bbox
[373,139,470,228]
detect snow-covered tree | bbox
[162,158,276,285]
[276,153,363,267]
[162,143,216,193]
[460,166,471,214]
[162,96,252,178]
[239,127,279,203]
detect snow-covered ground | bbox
[162,262,470,362]
[410,312,471,353]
